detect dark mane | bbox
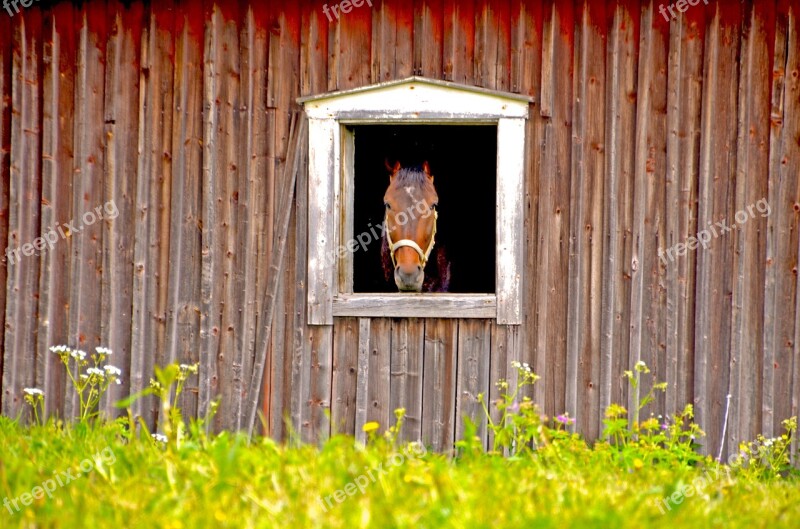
[393,167,435,192]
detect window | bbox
[299,77,530,325]
[351,124,496,294]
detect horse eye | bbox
[431,203,438,209]
[384,202,390,209]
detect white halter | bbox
[386,209,438,268]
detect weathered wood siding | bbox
[0,0,798,461]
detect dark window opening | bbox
[352,124,497,294]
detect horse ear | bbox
[422,161,433,182]
[387,160,401,180]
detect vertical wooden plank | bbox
[390,318,425,443]
[266,0,301,437]
[474,0,510,90]
[212,1,241,432]
[164,1,204,420]
[600,0,637,427]
[456,319,491,449]
[131,2,173,429]
[199,0,222,427]
[663,2,704,423]
[2,12,43,420]
[413,0,443,77]
[301,0,328,97]
[305,325,333,443]
[765,1,800,449]
[628,0,668,427]
[442,0,474,84]
[422,318,457,452]
[534,0,573,418]
[784,3,800,464]
[366,318,392,433]
[728,0,772,458]
[280,115,310,440]
[372,0,413,83]
[63,7,106,420]
[36,3,75,420]
[99,0,142,417]
[565,0,605,440]
[693,1,741,455]
[235,4,270,430]
[335,0,371,91]
[0,12,11,413]
[515,0,543,409]
[354,317,371,443]
[332,317,359,435]
[509,0,540,97]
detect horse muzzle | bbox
[394,263,424,292]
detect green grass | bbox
[3,355,798,528]
[0,415,798,529]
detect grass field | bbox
[1,352,798,528]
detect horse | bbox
[381,161,451,292]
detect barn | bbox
[0,0,798,461]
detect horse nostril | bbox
[395,265,400,272]
[417,265,422,273]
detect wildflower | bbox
[70,349,87,361]
[49,345,69,354]
[23,388,44,396]
[556,413,575,426]
[661,423,669,430]
[152,433,168,443]
[362,422,380,433]
[86,367,105,377]
[103,365,122,376]
[95,346,113,356]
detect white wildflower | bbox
[70,349,87,361]
[103,365,122,376]
[96,346,113,356]
[23,388,44,396]
[635,360,646,369]
[86,367,105,377]
[49,345,69,354]
[152,433,168,443]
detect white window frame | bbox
[299,77,530,325]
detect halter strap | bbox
[386,209,438,268]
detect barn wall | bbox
[0,0,798,460]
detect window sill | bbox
[332,294,496,319]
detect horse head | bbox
[382,161,439,292]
